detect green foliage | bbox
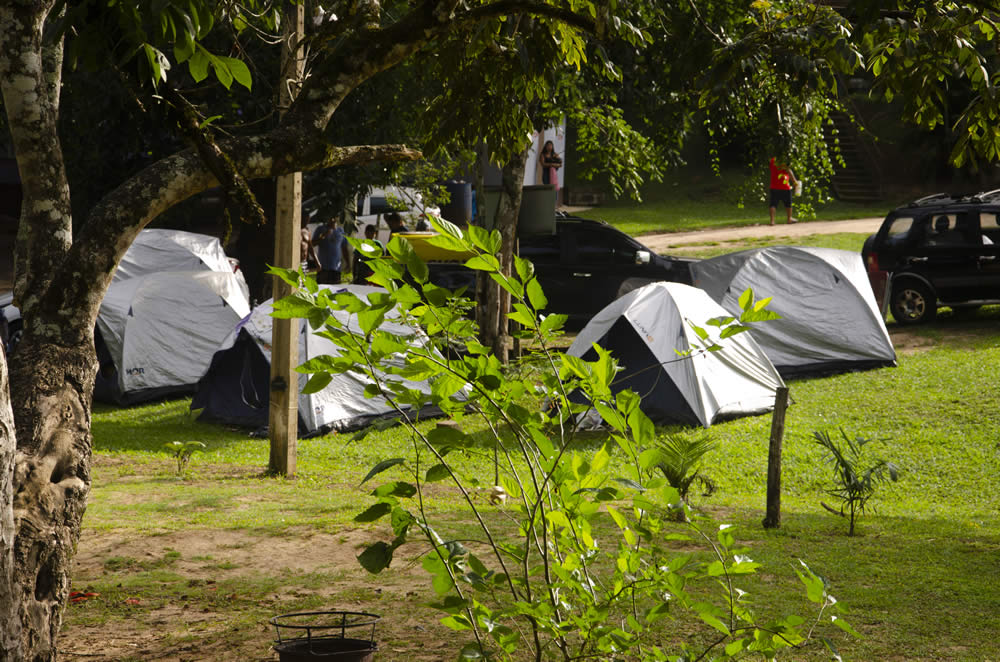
[648,430,718,507]
[273,216,850,660]
[162,441,206,475]
[813,429,900,536]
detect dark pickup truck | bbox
[425,216,697,323]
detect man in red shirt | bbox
[768,157,799,225]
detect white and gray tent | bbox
[567,282,785,428]
[192,284,441,435]
[691,247,896,378]
[113,228,242,286]
[94,271,252,404]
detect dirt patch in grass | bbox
[64,526,455,661]
[888,312,1000,355]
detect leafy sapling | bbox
[163,441,206,475]
[814,429,899,535]
[270,217,856,660]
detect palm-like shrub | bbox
[813,429,899,535]
[651,431,718,509]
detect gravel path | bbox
[638,217,884,254]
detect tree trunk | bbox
[481,147,529,363]
[8,338,95,662]
[1,349,22,661]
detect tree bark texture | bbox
[481,147,529,363]
[0,349,22,661]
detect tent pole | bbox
[268,0,305,477]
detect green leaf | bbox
[526,278,548,311]
[467,225,494,253]
[372,481,417,498]
[210,52,234,89]
[174,32,195,63]
[427,425,472,448]
[302,372,332,395]
[832,615,862,637]
[358,541,395,573]
[143,44,169,85]
[357,307,387,336]
[361,458,406,484]
[354,502,392,523]
[697,610,731,635]
[424,233,469,253]
[540,314,567,334]
[442,614,473,632]
[725,638,748,656]
[425,464,451,482]
[271,294,317,319]
[220,56,252,90]
[738,288,754,311]
[465,255,500,271]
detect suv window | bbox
[981,212,1000,245]
[923,212,980,248]
[884,216,916,248]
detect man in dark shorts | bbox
[768,157,798,225]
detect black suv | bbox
[862,191,1000,324]
[428,215,697,323]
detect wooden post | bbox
[268,0,304,477]
[762,387,790,529]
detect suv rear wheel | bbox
[890,280,936,325]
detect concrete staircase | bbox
[825,112,883,202]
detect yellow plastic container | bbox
[398,232,476,263]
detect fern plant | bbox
[650,430,718,511]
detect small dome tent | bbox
[691,247,896,378]
[192,284,441,435]
[567,282,785,428]
[94,271,252,404]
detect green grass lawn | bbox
[74,308,1000,661]
[65,198,1000,660]
[573,174,895,237]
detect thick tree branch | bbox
[44,135,421,346]
[162,85,268,228]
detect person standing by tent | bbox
[311,216,351,284]
[768,156,798,226]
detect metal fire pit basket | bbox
[270,611,380,661]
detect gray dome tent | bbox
[567,282,785,428]
[94,271,251,404]
[192,284,443,435]
[691,247,896,377]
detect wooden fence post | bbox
[763,387,790,529]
